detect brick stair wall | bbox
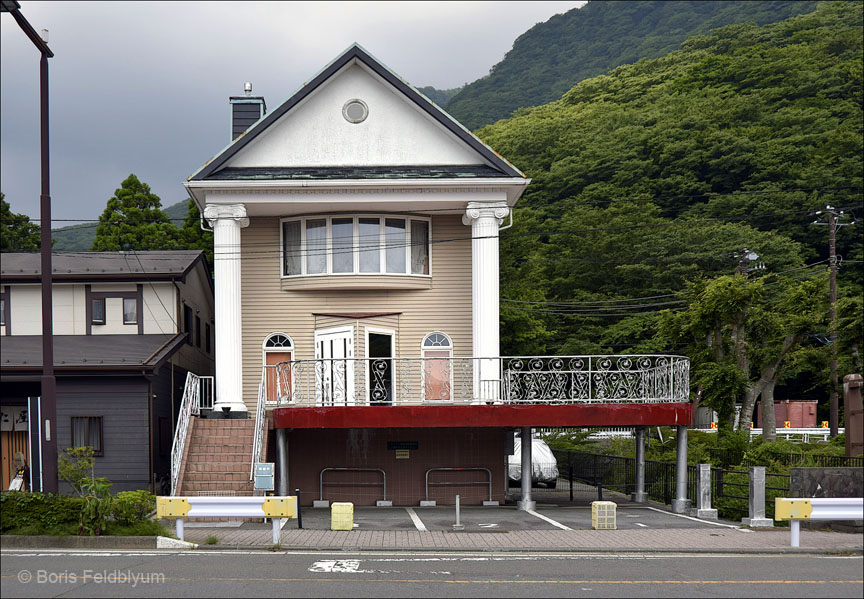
[177,417,257,497]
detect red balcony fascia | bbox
[273,403,693,429]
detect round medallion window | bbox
[342,99,368,123]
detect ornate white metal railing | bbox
[263,355,689,407]
[170,371,201,495]
[198,375,215,411]
[250,369,267,482]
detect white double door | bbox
[315,327,354,406]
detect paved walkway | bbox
[180,525,863,553]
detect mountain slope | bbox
[445,0,820,129]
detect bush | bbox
[112,490,156,526]
[103,519,171,537]
[57,446,96,497]
[78,477,113,536]
[0,492,84,534]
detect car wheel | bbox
[546,479,557,490]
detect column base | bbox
[206,409,249,419]
[671,498,691,514]
[209,402,249,418]
[517,500,536,511]
[742,517,774,528]
[631,492,648,503]
[690,508,718,520]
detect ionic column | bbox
[204,204,250,416]
[463,202,510,403]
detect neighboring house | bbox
[178,44,692,507]
[0,250,214,492]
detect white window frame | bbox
[364,326,396,405]
[262,332,294,404]
[420,331,454,402]
[280,214,432,278]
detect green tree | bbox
[91,174,182,251]
[182,199,214,267]
[0,194,41,251]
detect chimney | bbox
[229,82,266,141]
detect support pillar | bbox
[204,204,250,416]
[632,426,647,503]
[671,425,691,513]
[742,466,773,527]
[690,464,718,519]
[276,429,289,496]
[463,202,510,403]
[517,427,535,511]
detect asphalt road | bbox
[1,550,862,598]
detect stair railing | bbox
[250,369,267,482]
[170,371,201,496]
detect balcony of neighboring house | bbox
[265,352,692,430]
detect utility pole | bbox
[812,205,855,438]
[2,0,57,492]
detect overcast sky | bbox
[1,1,585,224]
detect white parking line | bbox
[405,507,428,532]
[527,509,573,531]
[644,506,742,529]
[635,523,648,528]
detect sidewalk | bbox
[179,524,863,553]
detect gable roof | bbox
[189,43,525,182]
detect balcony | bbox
[263,355,690,407]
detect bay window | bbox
[282,215,431,277]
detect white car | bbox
[508,437,560,489]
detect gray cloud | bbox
[1,1,584,223]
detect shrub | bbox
[58,446,96,497]
[0,492,84,534]
[112,490,156,525]
[78,477,113,536]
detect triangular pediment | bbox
[190,44,523,180]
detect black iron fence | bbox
[707,448,862,469]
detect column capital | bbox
[204,203,249,228]
[462,201,510,226]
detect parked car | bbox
[508,437,560,489]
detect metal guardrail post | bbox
[775,497,863,547]
[295,488,302,529]
[743,466,774,527]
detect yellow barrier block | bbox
[263,496,297,518]
[331,502,354,531]
[775,498,812,521]
[591,500,617,530]
[156,497,190,518]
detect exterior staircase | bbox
[175,417,258,496]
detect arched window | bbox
[422,332,452,401]
[263,333,294,403]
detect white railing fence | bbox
[198,375,215,411]
[170,371,201,496]
[264,354,690,407]
[250,369,267,482]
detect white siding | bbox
[142,283,177,335]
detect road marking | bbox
[635,523,648,528]
[644,506,742,529]
[478,523,499,528]
[526,509,573,531]
[405,507,428,532]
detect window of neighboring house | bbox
[195,315,201,347]
[91,298,106,325]
[71,416,103,456]
[123,297,138,325]
[281,215,431,277]
[205,323,212,354]
[422,332,453,401]
[184,305,193,345]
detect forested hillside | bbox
[446,0,820,129]
[477,2,862,412]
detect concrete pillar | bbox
[204,204,250,416]
[671,425,691,513]
[276,428,289,496]
[517,427,535,511]
[690,464,718,519]
[632,426,648,503]
[463,202,510,403]
[742,466,774,527]
[844,374,863,457]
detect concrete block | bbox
[376,500,393,507]
[419,500,436,507]
[313,500,330,508]
[690,508,719,520]
[331,502,354,531]
[482,501,500,507]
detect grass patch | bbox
[205,535,219,545]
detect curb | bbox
[0,535,159,550]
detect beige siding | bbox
[240,214,472,408]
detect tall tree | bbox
[91,175,182,251]
[182,199,214,267]
[0,193,41,251]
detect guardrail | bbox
[775,497,863,547]
[156,495,297,545]
[317,467,390,507]
[424,467,494,505]
[266,354,690,406]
